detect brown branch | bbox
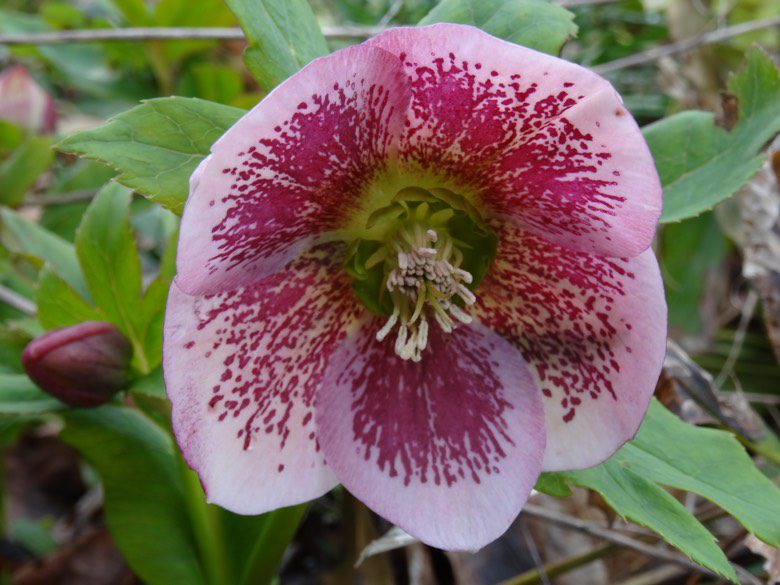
[594,16,780,74]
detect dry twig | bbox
[0,285,36,316]
[24,191,97,207]
[522,503,760,584]
[594,16,780,74]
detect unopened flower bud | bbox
[0,65,57,134]
[22,322,132,407]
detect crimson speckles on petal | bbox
[179,244,358,452]
[165,23,667,550]
[164,245,359,513]
[400,52,626,248]
[175,45,411,295]
[370,25,662,258]
[209,80,397,279]
[334,323,516,487]
[478,226,633,410]
[475,224,666,471]
[316,321,545,550]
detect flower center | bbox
[346,187,497,361]
[377,225,476,361]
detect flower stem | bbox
[239,504,308,585]
[177,453,232,585]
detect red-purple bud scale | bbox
[22,321,132,407]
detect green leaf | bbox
[40,160,116,241]
[36,266,103,330]
[0,136,54,207]
[661,213,727,333]
[0,207,89,298]
[556,400,780,580]
[0,373,64,415]
[225,0,328,90]
[621,400,780,546]
[75,183,154,373]
[566,460,738,583]
[154,0,236,64]
[60,407,207,585]
[645,47,780,222]
[418,0,577,55]
[177,64,244,105]
[129,367,166,401]
[107,0,152,25]
[0,119,25,153]
[534,472,572,498]
[138,228,178,369]
[57,97,245,215]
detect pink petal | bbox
[176,45,411,295]
[475,225,666,471]
[164,244,363,513]
[316,321,546,550]
[369,24,661,258]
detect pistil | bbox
[377,226,476,362]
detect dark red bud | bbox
[21,322,133,407]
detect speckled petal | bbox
[176,44,411,295]
[369,24,661,258]
[474,225,666,470]
[316,320,545,550]
[164,244,362,513]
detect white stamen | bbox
[448,304,473,324]
[456,284,477,305]
[376,306,399,341]
[453,268,473,284]
[395,324,408,355]
[381,228,477,361]
[417,317,429,350]
[434,311,453,333]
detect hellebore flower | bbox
[0,65,57,134]
[164,24,666,550]
[22,321,132,407]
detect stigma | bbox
[376,226,476,362]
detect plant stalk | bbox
[177,453,232,585]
